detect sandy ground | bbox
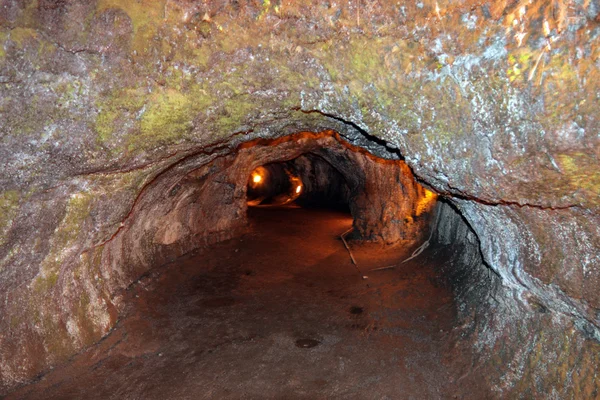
[7,207,469,400]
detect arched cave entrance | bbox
[4,130,497,399]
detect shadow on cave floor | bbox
[9,207,468,400]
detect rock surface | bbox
[0,0,599,396]
[5,207,470,399]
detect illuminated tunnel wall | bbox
[246,162,304,207]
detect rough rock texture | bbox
[293,154,352,210]
[250,143,435,245]
[0,0,599,396]
[104,131,434,293]
[434,201,600,399]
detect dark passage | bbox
[8,207,468,399]
[246,154,351,212]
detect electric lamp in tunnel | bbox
[248,166,268,191]
[296,185,302,194]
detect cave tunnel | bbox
[2,131,497,399]
[246,161,307,207]
[1,1,600,399]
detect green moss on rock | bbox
[95,87,147,143]
[8,27,38,48]
[96,0,166,55]
[32,270,59,293]
[0,30,8,60]
[35,193,93,291]
[0,190,20,246]
[97,81,219,152]
[135,89,194,149]
[557,152,600,199]
[214,95,255,133]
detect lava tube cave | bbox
[1,2,599,399]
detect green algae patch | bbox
[36,193,93,291]
[0,30,8,60]
[419,79,474,145]
[0,190,20,246]
[95,87,147,143]
[538,52,582,127]
[348,38,382,78]
[8,27,38,48]
[132,88,194,151]
[215,28,262,54]
[96,0,166,55]
[214,95,255,133]
[312,35,437,137]
[97,81,219,153]
[506,48,536,84]
[172,34,212,68]
[316,35,406,88]
[2,25,56,64]
[58,193,93,246]
[32,270,59,294]
[557,152,600,201]
[13,0,39,29]
[92,168,149,193]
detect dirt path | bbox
[8,207,461,399]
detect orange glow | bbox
[543,20,550,36]
[249,166,267,189]
[295,185,302,194]
[415,189,437,217]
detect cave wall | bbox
[348,151,436,244]
[292,154,351,210]
[291,146,436,244]
[0,0,599,396]
[107,131,431,286]
[434,201,600,398]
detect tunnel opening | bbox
[4,130,501,399]
[236,132,440,247]
[246,154,352,213]
[246,161,306,207]
[292,154,352,213]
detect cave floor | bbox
[9,207,467,400]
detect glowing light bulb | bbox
[253,174,262,183]
[296,185,302,194]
